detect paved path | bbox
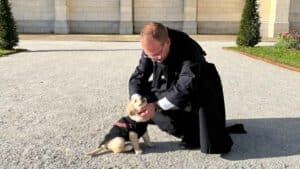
[0,40,299,169]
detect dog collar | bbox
[114,122,133,129]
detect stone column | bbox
[268,0,291,37]
[54,0,69,34]
[183,0,197,34]
[120,0,133,34]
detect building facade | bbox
[9,0,300,38]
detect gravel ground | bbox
[0,40,299,169]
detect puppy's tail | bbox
[85,145,110,157]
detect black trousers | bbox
[140,63,236,153]
[152,109,199,137]
[142,84,200,145]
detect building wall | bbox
[134,0,183,33]
[290,0,300,32]
[8,0,299,37]
[197,0,244,34]
[68,0,120,33]
[10,0,54,33]
[258,0,272,37]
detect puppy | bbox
[86,97,152,156]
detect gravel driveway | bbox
[0,40,299,169]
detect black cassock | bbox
[129,28,244,154]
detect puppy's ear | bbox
[126,100,135,116]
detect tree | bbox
[236,0,261,47]
[0,0,19,50]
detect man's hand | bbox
[139,103,157,120]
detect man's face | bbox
[141,38,170,63]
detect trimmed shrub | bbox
[0,0,19,50]
[236,0,261,47]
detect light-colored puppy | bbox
[86,97,152,156]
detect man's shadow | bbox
[141,141,183,154]
[142,118,300,160]
[222,118,300,160]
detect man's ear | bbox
[166,37,171,46]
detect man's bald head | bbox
[140,22,169,43]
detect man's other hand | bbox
[139,103,157,120]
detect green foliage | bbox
[0,48,26,56]
[236,0,261,47]
[0,49,14,56]
[0,0,19,50]
[226,46,300,68]
[275,31,300,50]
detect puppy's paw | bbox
[135,149,143,155]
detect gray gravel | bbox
[0,40,299,169]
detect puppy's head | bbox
[126,97,148,122]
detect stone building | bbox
[9,0,300,38]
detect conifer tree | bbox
[236,0,261,47]
[0,0,19,49]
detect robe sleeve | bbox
[159,60,200,110]
[128,52,153,98]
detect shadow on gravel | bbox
[222,118,300,160]
[142,141,183,154]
